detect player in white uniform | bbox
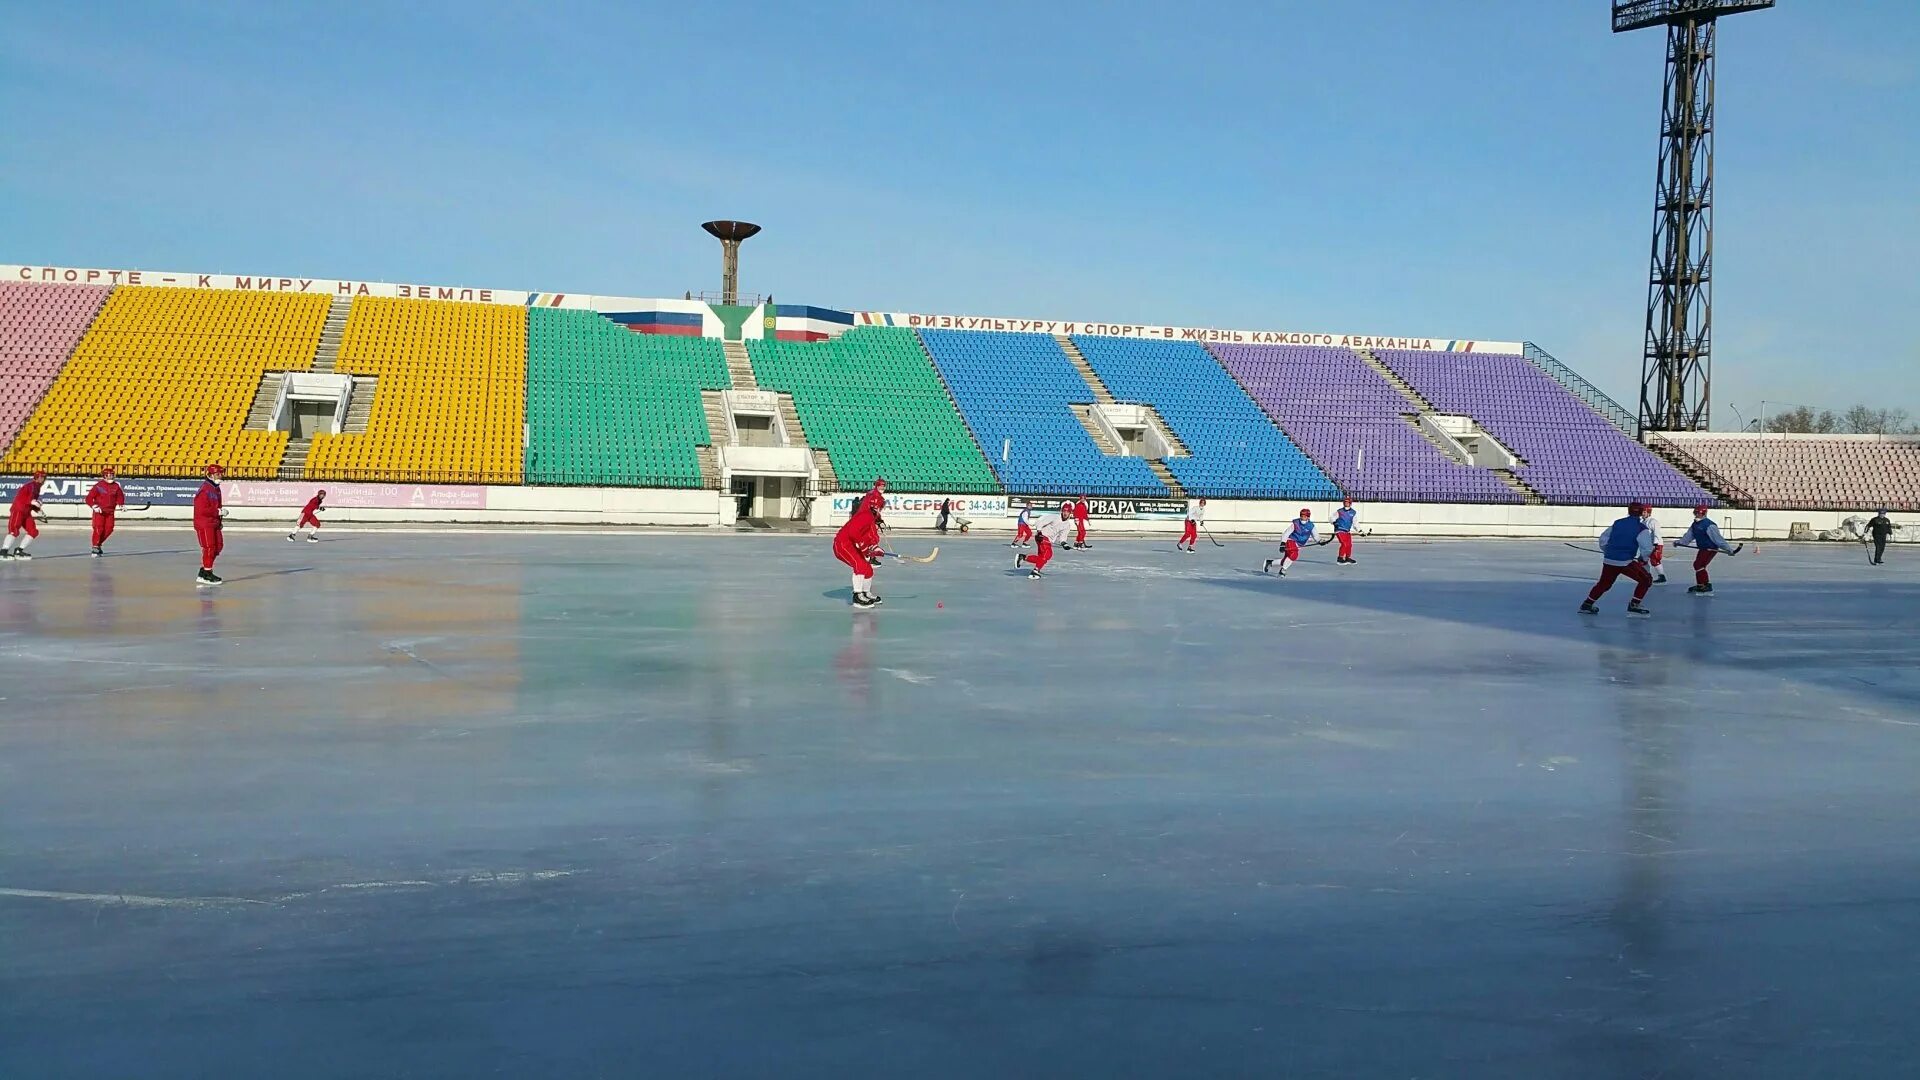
[1017,507,1076,578]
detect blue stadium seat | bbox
[1072,336,1341,500]
[919,329,1166,497]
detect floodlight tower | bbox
[1614,0,1774,435]
[701,220,762,305]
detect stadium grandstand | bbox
[2,266,1916,515]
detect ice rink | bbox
[3,526,1917,1078]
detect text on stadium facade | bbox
[875,312,1518,352]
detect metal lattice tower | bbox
[1613,0,1774,434]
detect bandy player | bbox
[1263,509,1317,577]
[289,489,326,542]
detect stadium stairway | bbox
[1060,334,1189,495]
[751,327,1000,495]
[1356,348,1437,411]
[312,297,349,372]
[1070,404,1121,452]
[723,340,758,389]
[1357,347,1545,505]
[1642,432,1755,508]
[699,390,729,488]
[1146,459,1186,498]
[1055,335,1116,403]
[273,296,357,477]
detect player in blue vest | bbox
[1673,504,1740,594]
[1333,498,1358,565]
[1580,502,1656,616]
[1263,508,1321,577]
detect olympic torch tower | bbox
[701,220,762,306]
[1613,0,1774,434]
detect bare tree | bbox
[1763,405,1838,433]
[1760,404,1918,435]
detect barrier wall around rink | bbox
[17,479,1911,539]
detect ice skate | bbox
[11,550,30,561]
[1262,559,1273,574]
[851,592,878,608]
[1015,553,1027,568]
[288,533,297,541]
[306,535,319,543]
[1028,569,1043,579]
[1687,583,1713,596]
[1627,600,1651,618]
[1579,600,1599,615]
[196,569,222,586]
[91,547,103,557]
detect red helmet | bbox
[1693,504,1709,516]
[874,477,887,488]
[1342,496,1353,507]
[1627,501,1647,515]
[206,463,225,476]
[1299,508,1311,518]
[31,469,46,481]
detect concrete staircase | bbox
[697,389,733,491]
[701,390,730,445]
[243,376,280,431]
[1056,335,1115,403]
[811,449,839,493]
[311,296,350,373]
[1493,468,1546,505]
[775,393,807,446]
[722,340,757,390]
[1153,413,1191,458]
[1146,459,1186,498]
[342,377,376,433]
[1070,404,1121,453]
[1355,348,1437,412]
[1402,414,1463,460]
[278,438,312,480]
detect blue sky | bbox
[2,1,1914,427]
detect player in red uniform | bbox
[1072,496,1090,548]
[2,470,48,560]
[86,467,126,557]
[859,477,888,518]
[289,489,326,542]
[194,464,225,585]
[834,502,885,607]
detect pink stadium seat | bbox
[1679,436,1920,510]
[0,282,112,454]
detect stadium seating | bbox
[307,297,525,484]
[1209,344,1521,504]
[1375,349,1713,506]
[748,327,999,493]
[1,286,326,477]
[0,282,109,456]
[527,309,726,487]
[1667,436,1920,511]
[1073,336,1340,500]
[919,329,1166,496]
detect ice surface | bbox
[2,528,1918,1077]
